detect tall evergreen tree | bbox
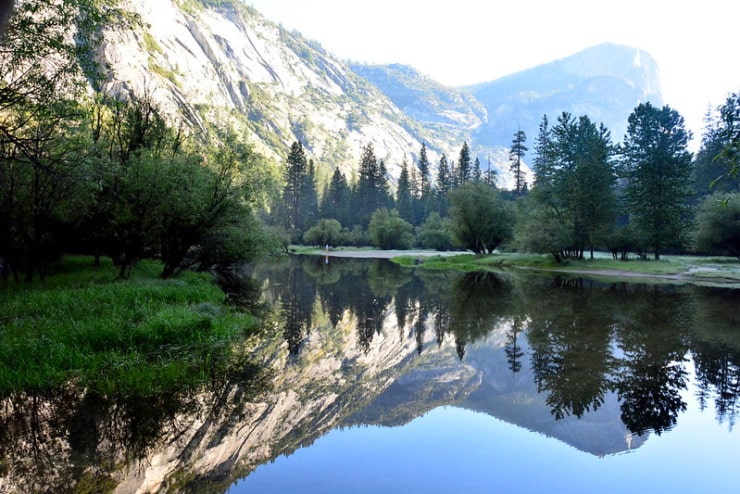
[396,159,414,223]
[484,158,497,187]
[621,103,694,259]
[509,129,528,196]
[533,115,553,187]
[472,157,482,183]
[302,159,319,228]
[321,167,352,226]
[282,141,309,232]
[694,93,740,197]
[417,143,431,199]
[354,144,391,225]
[457,141,472,185]
[436,154,451,216]
[526,113,616,260]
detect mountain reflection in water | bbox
[2,255,739,492]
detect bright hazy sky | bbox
[247,0,739,146]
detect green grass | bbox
[393,251,740,285]
[0,256,259,396]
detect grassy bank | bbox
[0,256,259,396]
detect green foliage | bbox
[515,200,574,262]
[694,194,740,258]
[416,213,458,251]
[368,209,414,249]
[354,144,393,225]
[449,182,516,254]
[303,219,343,247]
[509,130,528,196]
[694,93,740,197]
[530,112,616,259]
[621,103,694,259]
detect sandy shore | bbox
[321,249,462,259]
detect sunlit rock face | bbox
[97,0,428,181]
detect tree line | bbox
[269,95,740,261]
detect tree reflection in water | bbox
[260,256,740,436]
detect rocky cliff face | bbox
[98,0,430,181]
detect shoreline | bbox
[296,249,740,287]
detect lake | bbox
[2,255,739,493]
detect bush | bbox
[694,193,740,257]
[368,209,414,250]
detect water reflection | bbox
[1,255,739,492]
[248,256,739,438]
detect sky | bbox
[246,0,739,148]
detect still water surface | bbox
[230,256,740,493]
[1,255,739,492]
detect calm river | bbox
[2,255,740,493]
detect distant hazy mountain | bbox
[467,43,664,149]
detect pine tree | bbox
[417,142,431,199]
[473,157,482,182]
[621,103,694,259]
[396,159,414,223]
[457,141,471,184]
[321,167,352,226]
[509,129,528,196]
[282,141,308,231]
[532,115,555,188]
[354,143,391,225]
[436,154,451,216]
[301,159,319,229]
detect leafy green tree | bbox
[368,209,414,249]
[509,130,528,196]
[303,218,343,247]
[416,213,458,251]
[158,134,268,277]
[0,0,124,280]
[621,103,694,259]
[694,193,740,258]
[449,182,515,254]
[514,200,574,262]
